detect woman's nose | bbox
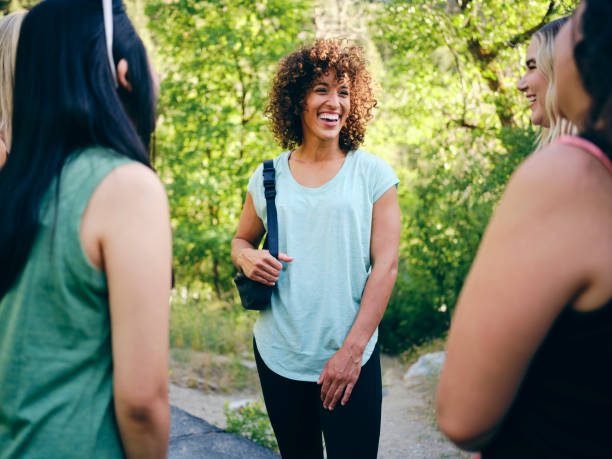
[517,74,528,92]
[326,90,341,107]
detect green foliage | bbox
[366,0,575,352]
[137,0,582,354]
[379,126,536,352]
[224,401,278,451]
[146,0,314,295]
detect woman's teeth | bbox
[320,114,339,121]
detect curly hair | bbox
[265,39,377,152]
[574,0,612,152]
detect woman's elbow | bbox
[115,385,169,424]
[373,256,398,280]
[436,400,496,451]
[436,407,471,449]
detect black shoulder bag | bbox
[234,160,278,310]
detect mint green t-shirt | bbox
[247,149,399,381]
[0,147,132,458]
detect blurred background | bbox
[6,0,579,355]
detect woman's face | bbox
[517,39,550,127]
[554,3,592,128]
[301,72,350,145]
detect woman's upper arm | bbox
[93,163,172,406]
[371,185,401,265]
[234,191,265,246]
[436,147,595,448]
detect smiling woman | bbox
[231,39,400,459]
[516,18,576,149]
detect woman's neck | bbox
[293,137,345,163]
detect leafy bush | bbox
[224,401,278,452]
[379,127,535,353]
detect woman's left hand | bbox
[318,346,363,410]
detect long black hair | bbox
[0,0,156,298]
[574,0,612,153]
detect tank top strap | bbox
[554,135,612,175]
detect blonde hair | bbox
[533,18,577,149]
[0,11,26,151]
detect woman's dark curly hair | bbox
[265,39,377,152]
[574,0,612,152]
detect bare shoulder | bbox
[504,142,612,310]
[80,162,169,269]
[516,142,611,188]
[97,162,167,203]
[502,142,612,214]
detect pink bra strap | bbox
[554,135,612,175]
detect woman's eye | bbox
[340,91,349,96]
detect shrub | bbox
[379,127,535,353]
[224,401,278,451]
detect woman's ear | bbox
[117,58,132,92]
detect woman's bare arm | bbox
[231,192,292,286]
[83,163,172,458]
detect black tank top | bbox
[482,301,612,458]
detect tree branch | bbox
[507,0,556,46]
[466,38,498,67]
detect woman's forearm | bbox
[343,259,398,353]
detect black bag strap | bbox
[262,160,278,259]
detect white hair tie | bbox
[102,0,118,87]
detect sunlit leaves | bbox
[147,0,313,293]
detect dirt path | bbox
[377,355,470,458]
[169,351,469,458]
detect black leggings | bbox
[254,338,382,459]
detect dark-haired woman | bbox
[231,39,400,459]
[0,1,170,457]
[437,1,612,457]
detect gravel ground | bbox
[169,352,470,458]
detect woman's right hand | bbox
[238,248,293,286]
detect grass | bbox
[168,288,260,392]
[169,348,260,393]
[169,288,257,355]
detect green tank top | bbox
[0,147,133,458]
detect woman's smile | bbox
[301,72,351,143]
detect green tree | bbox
[367,0,580,351]
[146,0,313,295]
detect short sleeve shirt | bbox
[247,149,399,381]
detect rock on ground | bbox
[404,351,446,380]
[169,406,279,459]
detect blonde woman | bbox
[0,11,25,169]
[517,17,577,149]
